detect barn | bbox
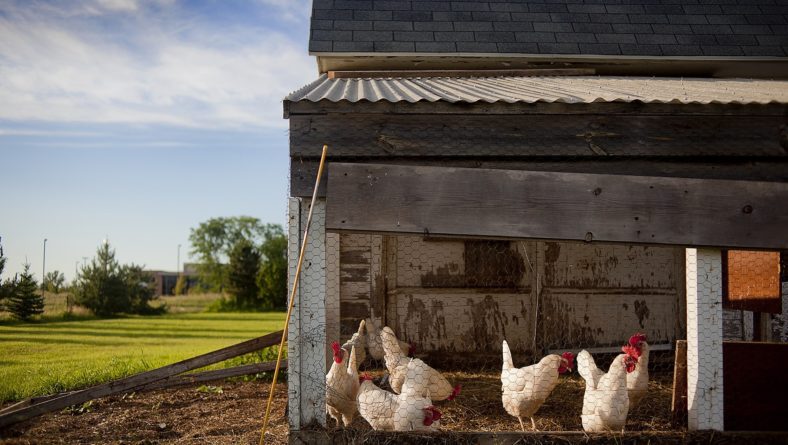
[282,0,788,441]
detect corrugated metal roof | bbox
[285,75,788,105]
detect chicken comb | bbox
[331,341,341,354]
[629,332,647,346]
[562,352,575,368]
[622,344,641,359]
[360,373,373,381]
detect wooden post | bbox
[685,248,725,431]
[287,197,328,430]
[671,340,688,428]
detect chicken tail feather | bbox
[502,340,514,371]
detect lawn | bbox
[0,311,286,403]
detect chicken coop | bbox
[282,1,788,442]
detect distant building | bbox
[148,267,199,296]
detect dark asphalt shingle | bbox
[309,0,788,57]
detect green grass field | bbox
[0,311,286,403]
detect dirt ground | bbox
[0,369,676,445]
[0,381,290,445]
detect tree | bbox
[227,240,262,309]
[73,242,159,316]
[43,270,66,293]
[189,217,281,291]
[6,263,44,321]
[257,228,288,309]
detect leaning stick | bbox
[259,144,328,445]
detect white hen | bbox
[501,340,574,431]
[357,375,398,431]
[382,327,460,401]
[577,351,636,432]
[325,342,360,426]
[393,359,443,432]
[624,333,649,409]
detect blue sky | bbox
[0,0,316,281]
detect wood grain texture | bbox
[325,163,788,250]
[0,330,283,429]
[290,113,787,158]
[291,159,788,197]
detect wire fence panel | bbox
[307,231,788,435]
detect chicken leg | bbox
[531,417,537,431]
[518,416,525,432]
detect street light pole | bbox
[177,244,181,275]
[42,238,48,290]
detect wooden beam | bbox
[0,330,283,429]
[290,158,788,197]
[136,361,287,392]
[290,114,787,158]
[325,163,788,249]
[326,68,595,79]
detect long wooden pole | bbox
[259,144,328,445]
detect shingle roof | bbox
[309,0,788,57]
[286,74,788,104]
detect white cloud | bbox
[0,1,316,129]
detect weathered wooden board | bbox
[542,289,679,348]
[291,114,787,158]
[391,289,534,354]
[290,159,788,197]
[541,241,679,289]
[326,163,788,250]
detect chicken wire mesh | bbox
[319,233,685,434]
[287,203,786,435]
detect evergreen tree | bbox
[227,239,261,309]
[6,263,44,321]
[74,242,159,316]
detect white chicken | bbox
[393,359,443,432]
[365,317,412,360]
[357,374,398,431]
[577,350,638,432]
[325,341,360,427]
[342,319,367,366]
[624,333,649,409]
[500,340,574,431]
[357,370,442,432]
[381,326,460,401]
